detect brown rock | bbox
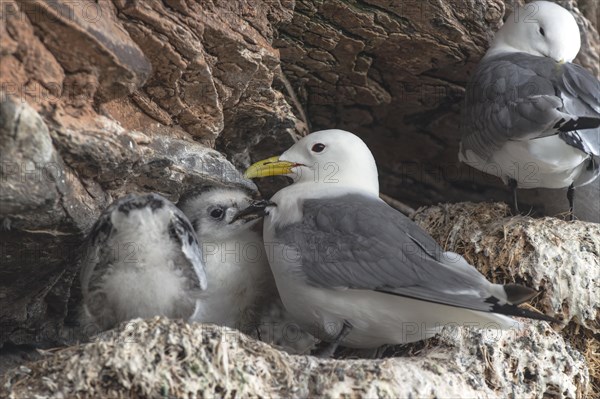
[0,0,298,347]
[275,0,600,220]
[18,0,151,103]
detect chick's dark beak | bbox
[229,200,277,224]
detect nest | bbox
[413,201,600,395]
[1,317,589,398]
[1,202,597,398]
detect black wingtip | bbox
[487,296,560,323]
[504,284,537,305]
[556,116,600,133]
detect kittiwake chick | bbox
[178,187,275,332]
[80,193,207,332]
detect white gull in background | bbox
[459,1,600,219]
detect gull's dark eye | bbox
[209,207,224,220]
[539,27,545,37]
[311,143,326,153]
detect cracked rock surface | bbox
[0,0,297,346]
[275,0,600,220]
[0,1,598,395]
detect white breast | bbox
[190,230,272,329]
[87,208,199,329]
[462,136,589,188]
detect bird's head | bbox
[108,193,171,232]
[490,1,580,63]
[244,129,379,195]
[178,188,257,241]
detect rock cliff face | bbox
[1,0,298,347]
[275,0,600,218]
[0,0,598,395]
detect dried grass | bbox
[1,316,589,398]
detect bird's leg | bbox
[508,178,520,214]
[255,326,263,342]
[313,320,353,358]
[374,344,390,358]
[567,183,576,221]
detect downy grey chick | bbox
[80,193,207,332]
[178,187,275,332]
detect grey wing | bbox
[77,199,121,330]
[460,53,592,159]
[558,63,600,156]
[167,208,207,291]
[279,194,508,314]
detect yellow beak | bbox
[244,156,297,179]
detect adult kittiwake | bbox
[241,129,556,354]
[459,1,600,219]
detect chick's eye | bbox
[311,143,326,153]
[209,208,224,219]
[539,27,545,36]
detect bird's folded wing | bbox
[79,205,114,296]
[168,209,208,291]
[277,194,506,314]
[460,53,596,159]
[561,63,600,114]
[558,63,600,156]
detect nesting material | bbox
[413,202,599,394]
[1,202,596,398]
[0,317,588,398]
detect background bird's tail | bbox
[555,116,600,132]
